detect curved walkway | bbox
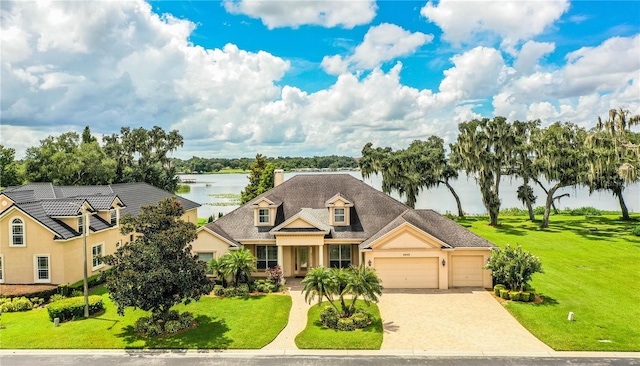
[262,283,311,350]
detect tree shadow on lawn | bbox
[543,217,639,243]
[535,294,559,307]
[116,315,232,349]
[494,223,528,236]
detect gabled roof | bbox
[360,209,496,250]
[1,182,200,240]
[205,173,496,250]
[270,208,331,235]
[206,174,409,241]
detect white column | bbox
[277,246,283,271]
[318,245,324,267]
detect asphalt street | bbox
[1,353,639,366]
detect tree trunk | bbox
[534,178,559,214]
[541,184,560,229]
[614,186,630,220]
[442,180,464,217]
[523,178,535,221]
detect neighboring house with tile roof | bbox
[192,171,496,289]
[0,182,199,285]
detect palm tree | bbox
[343,265,383,317]
[301,266,339,311]
[217,249,257,286]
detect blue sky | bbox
[1,1,639,159]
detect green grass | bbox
[214,168,249,174]
[295,300,383,349]
[461,214,640,351]
[0,290,291,349]
[197,218,208,227]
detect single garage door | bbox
[374,257,438,288]
[451,255,484,287]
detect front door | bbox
[295,247,309,277]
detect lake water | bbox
[178,172,640,219]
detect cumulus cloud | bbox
[421,0,569,48]
[514,41,556,74]
[322,23,433,75]
[222,0,377,29]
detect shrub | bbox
[499,289,509,299]
[320,306,339,329]
[253,279,275,293]
[265,265,283,285]
[528,292,536,302]
[632,225,640,237]
[337,317,356,331]
[70,290,83,297]
[485,244,543,291]
[499,207,528,216]
[0,297,34,312]
[533,206,546,215]
[213,285,224,296]
[520,292,531,302]
[133,311,193,336]
[494,284,506,296]
[164,320,182,334]
[567,207,602,216]
[237,283,250,297]
[134,316,151,333]
[30,297,44,307]
[352,311,371,328]
[223,287,238,297]
[509,291,521,301]
[146,324,163,337]
[46,295,104,322]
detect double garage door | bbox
[374,255,484,289]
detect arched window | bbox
[11,218,25,246]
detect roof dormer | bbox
[325,193,353,226]
[251,197,280,226]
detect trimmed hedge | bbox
[495,284,536,302]
[46,295,104,322]
[319,306,372,331]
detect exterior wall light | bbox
[441,259,446,267]
[368,259,372,267]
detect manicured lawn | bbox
[0,290,291,349]
[295,300,383,349]
[461,214,640,351]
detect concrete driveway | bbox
[378,289,553,352]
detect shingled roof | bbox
[205,173,496,250]
[1,182,200,240]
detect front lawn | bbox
[295,300,383,349]
[0,290,291,349]
[461,214,640,351]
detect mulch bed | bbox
[0,284,58,297]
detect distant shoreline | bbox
[177,167,361,175]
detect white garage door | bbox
[451,255,484,287]
[374,257,439,288]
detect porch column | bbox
[277,246,283,270]
[318,245,324,267]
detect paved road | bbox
[1,353,639,366]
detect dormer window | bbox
[110,208,117,226]
[252,197,279,226]
[325,193,353,226]
[334,208,345,223]
[258,209,270,224]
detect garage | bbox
[374,257,439,288]
[451,255,484,287]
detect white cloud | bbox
[421,0,569,48]
[223,0,377,29]
[514,41,556,74]
[322,23,433,75]
[438,46,510,105]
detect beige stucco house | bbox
[192,171,496,289]
[0,182,199,286]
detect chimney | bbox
[274,169,285,187]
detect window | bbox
[256,245,278,270]
[10,218,25,246]
[329,244,351,268]
[197,252,215,274]
[334,208,345,223]
[35,255,50,282]
[0,255,4,283]
[110,208,117,226]
[258,209,270,224]
[78,215,85,234]
[92,244,104,270]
